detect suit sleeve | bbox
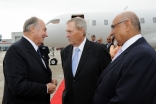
[109,50,156,104]
[3,45,47,99]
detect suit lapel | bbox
[96,37,147,86]
[68,45,74,77]
[22,37,47,70]
[75,39,91,77]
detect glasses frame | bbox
[111,20,127,29]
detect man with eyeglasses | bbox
[93,11,156,104]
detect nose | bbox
[45,32,48,37]
[109,31,113,36]
[66,32,70,38]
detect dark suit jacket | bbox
[61,39,111,104]
[105,42,113,52]
[39,45,50,63]
[93,37,156,104]
[3,37,52,104]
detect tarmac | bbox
[0,50,64,104]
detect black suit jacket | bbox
[105,42,113,52]
[39,45,50,63]
[93,37,156,104]
[61,39,111,104]
[3,37,52,104]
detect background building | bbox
[11,32,23,43]
[0,34,11,51]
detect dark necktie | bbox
[37,49,42,58]
[37,49,46,69]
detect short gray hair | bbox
[67,17,87,36]
[23,17,39,32]
[121,11,141,31]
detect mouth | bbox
[111,35,115,39]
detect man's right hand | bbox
[46,83,56,94]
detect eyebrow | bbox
[111,20,127,29]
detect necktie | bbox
[112,48,122,61]
[72,48,80,76]
[37,49,42,58]
[107,43,110,48]
[37,49,47,69]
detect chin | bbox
[70,43,73,46]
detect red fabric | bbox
[50,80,64,104]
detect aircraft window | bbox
[47,19,60,24]
[153,17,156,23]
[92,20,96,26]
[104,20,108,25]
[71,15,84,19]
[140,18,145,24]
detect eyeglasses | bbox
[111,20,127,29]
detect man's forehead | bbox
[107,36,111,39]
[67,22,75,26]
[39,19,46,27]
[67,22,76,29]
[113,14,121,23]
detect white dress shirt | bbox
[112,34,142,61]
[72,37,86,71]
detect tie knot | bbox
[75,48,80,53]
[37,49,42,57]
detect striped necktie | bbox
[37,49,47,69]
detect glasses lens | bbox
[111,25,114,29]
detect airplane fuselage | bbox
[45,9,156,49]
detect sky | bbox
[0,0,156,39]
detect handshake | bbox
[46,79,58,94]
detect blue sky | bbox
[0,0,155,39]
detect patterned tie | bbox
[72,48,80,76]
[37,49,42,58]
[37,49,47,69]
[112,48,122,61]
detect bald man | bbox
[93,11,156,104]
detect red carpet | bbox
[50,80,64,104]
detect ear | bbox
[125,20,131,31]
[79,28,84,36]
[30,25,36,33]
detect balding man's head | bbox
[120,11,141,32]
[107,36,112,43]
[97,37,103,44]
[110,11,141,46]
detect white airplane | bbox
[44,9,156,65]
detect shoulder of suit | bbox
[61,44,71,51]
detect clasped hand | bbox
[46,79,58,94]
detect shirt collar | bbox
[121,34,142,52]
[23,35,38,51]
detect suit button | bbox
[73,80,75,82]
